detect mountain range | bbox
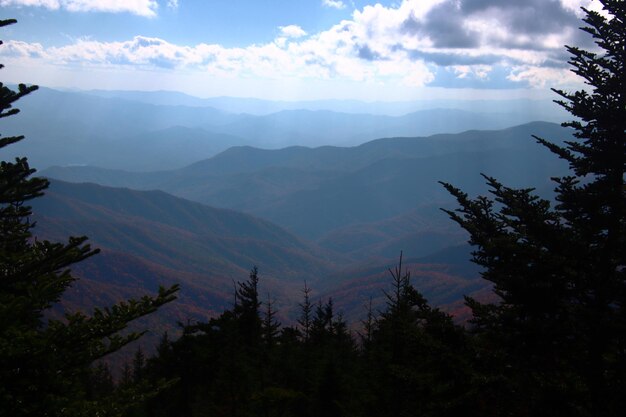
[2,87,567,171]
[84,89,568,118]
[32,120,573,329]
[42,121,572,240]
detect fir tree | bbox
[89,362,115,399]
[262,293,281,347]
[297,281,313,343]
[441,1,625,415]
[358,297,375,347]
[359,255,471,417]
[0,19,179,417]
[133,346,146,383]
[234,266,262,347]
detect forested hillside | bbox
[32,180,485,333]
[43,122,572,240]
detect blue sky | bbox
[0,0,605,101]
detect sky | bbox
[0,0,607,101]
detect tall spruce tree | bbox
[364,255,470,417]
[0,19,179,417]
[441,2,625,415]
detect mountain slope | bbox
[41,122,573,241]
[34,181,341,285]
[317,206,465,261]
[42,121,569,185]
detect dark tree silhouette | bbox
[297,281,313,342]
[0,19,178,417]
[441,1,625,415]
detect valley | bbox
[16,91,574,329]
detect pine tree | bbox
[89,362,115,399]
[0,19,179,417]
[119,363,134,388]
[297,281,313,342]
[262,293,281,347]
[441,2,625,415]
[363,255,469,417]
[358,297,375,347]
[133,346,146,383]
[234,266,262,347]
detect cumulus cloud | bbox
[326,0,592,86]
[4,0,44,8]
[0,0,159,17]
[279,25,307,38]
[507,65,582,88]
[452,65,491,80]
[2,0,598,89]
[1,40,46,59]
[322,0,345,10]
[0,0,60,8]
[560,0,607,17]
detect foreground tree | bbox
[363,255,471,417]
[0,19,179,417]
[442,1,625,415]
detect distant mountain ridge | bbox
[1,86,567,171]
[42,121,572,240]
[84,88,567,119]
[34,121,574,327]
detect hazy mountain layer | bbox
[42,122,572,241]
[34,181,340,284]
[84,89,568,119]
[34,121,573,325]
[32,181,486,330]
[2,87,567,171]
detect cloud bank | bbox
[0,0,159,17]
[2,0,602,90]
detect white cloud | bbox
[507,65,582,89]
[559,0,607,17]
[1,0,592,91]
[0,0,60,7]
[322,0,345,10]
[1,40,46,58]
[452,65,491,80]
[0,0,159,17]
[167,0,178,9]
[1,31,436,87]
[279,25,307,38]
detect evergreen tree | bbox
[365,255,470,417]
[441,2,625,415]
[358,297,375,347]
[89,362,115,399]
[297,281,313,342]
[119,363,134,388]
[234,266,262,346]
[133,347,146,383]
[0,19,179,417]
[262,293,281,347]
